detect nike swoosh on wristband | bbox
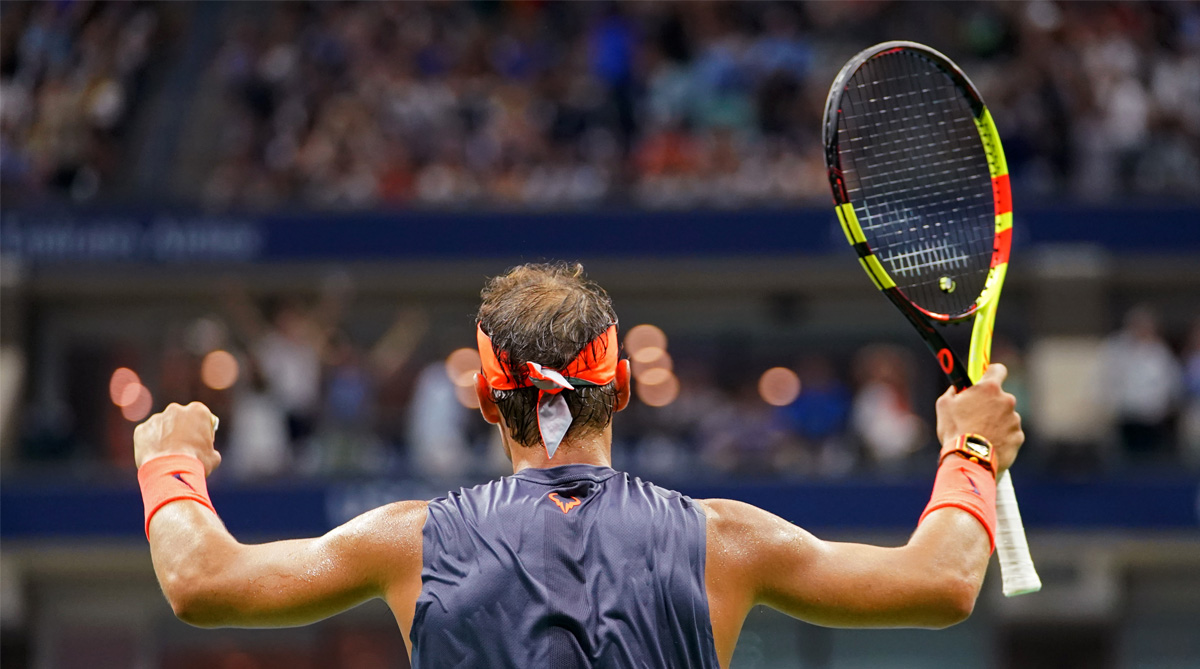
[962,469,981,497]
[173,472,198,492]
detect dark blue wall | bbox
[3,474,1196,540]
[3,205,1197,266]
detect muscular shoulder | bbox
[359,499,429,549]
[335,499,428,538]
[696,498,798,540]
[326,500,428,585]
[375,499,430,534]
[696,498,820,587]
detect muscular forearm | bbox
[755,509,986,629]
[760,507,988,629]
[897,507,991,624]
[149,500,244,626]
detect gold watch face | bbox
[963,438,991,460]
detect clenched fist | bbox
[934,364,1024,474]
[134,402,222,475]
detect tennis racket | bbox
[822,41,1040,596]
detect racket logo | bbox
[937,348,954,374]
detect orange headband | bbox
[477,323,618,457]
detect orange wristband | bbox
[138,454,216,538]
[919,455,997,553]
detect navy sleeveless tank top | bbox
[410,464,718,668]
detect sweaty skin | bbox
[138,362,1022,668]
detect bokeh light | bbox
[631,346,666,364]
[637,367,673,387]
[109,367,140,406]
[455,382,480,409]
[623,324,667,358]
[116,383,143,407]
[445,348,482,388]
[120,384,153,422]
[636,372,679,408]
[200,350,240,390]
[758,367,801,407]
[632,350,673,379]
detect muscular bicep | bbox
[704,499,987,630]
[151,500,426,628]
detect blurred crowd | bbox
[3,1,1198,209]
[15,274,1200,482]
[0,1,165,203]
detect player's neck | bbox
[509,432,613,472]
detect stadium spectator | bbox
[406,358,471,479]
[225,353,292,480]
[222,276,350,455]
[1180,321,1200,468]
[700,383,787,476]
[313,309,429,475]
[851,345,929,474]
[779,356,854,476]
[1101,306,1184,460]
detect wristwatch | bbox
[939,433,995,475]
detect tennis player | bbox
[136,263,1023,668]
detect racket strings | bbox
[884,240,972,279]
[849,56,991,254]
[836,51,994,317]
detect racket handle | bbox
[994,470,1041,596]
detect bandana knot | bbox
[526,362,575,392]
[477,323,618,458]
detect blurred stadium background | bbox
[1,1,1198,668]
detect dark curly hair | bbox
[477,262,619,449]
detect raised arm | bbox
[135,403,426,631]
[703,365,1022,661]
[219,279,270,346]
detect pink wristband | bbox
[138,454,215,538]
[919,456,998,553]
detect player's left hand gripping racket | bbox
[822,41,1040,596]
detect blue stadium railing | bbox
[2,204,1199,266]
[3,472,1197,540]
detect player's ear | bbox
[474,373,501,424]
[614,359,631,412]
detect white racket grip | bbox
[995,470,1041,596]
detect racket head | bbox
[824,41,1012,324]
